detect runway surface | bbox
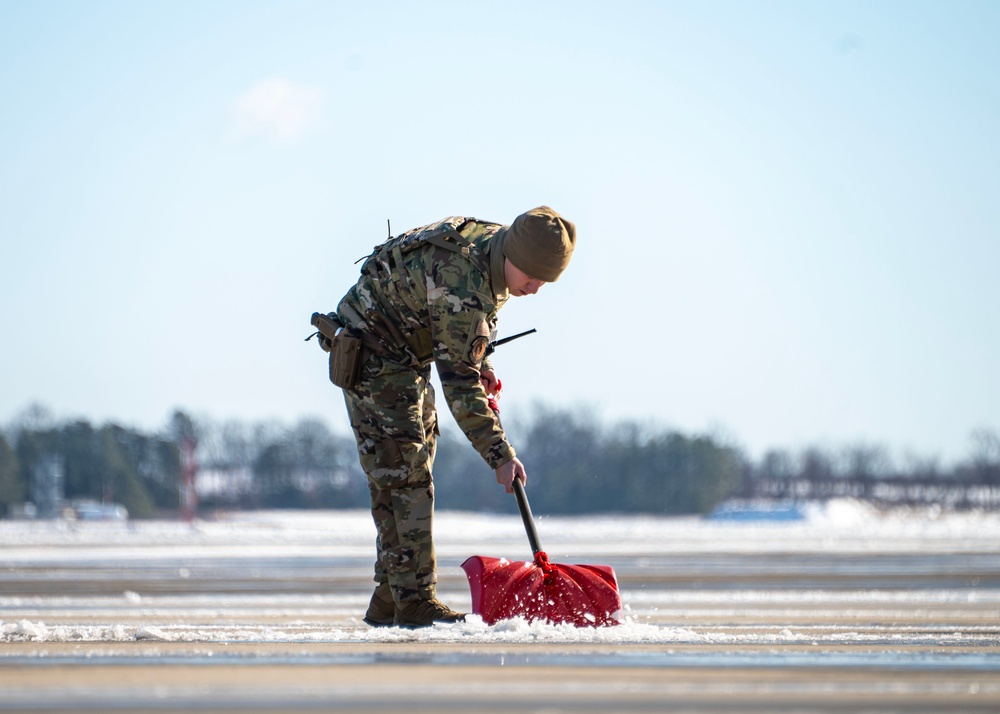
[2,505,999,712]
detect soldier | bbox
[316,206,575,627]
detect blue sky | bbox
[1,0,998,465]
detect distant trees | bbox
[737,432,1000,508]
[0,434,23,515]
[7,420,175,518]
[249,418,364,509]
[964,428,1000,485]
[155,412,368,511]
[432,406,743,515]
[2,403,999,518]
[0,404,745,517]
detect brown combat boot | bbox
[393,598,466,628]
[362,582,395,627]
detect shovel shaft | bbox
[513,478,543,556]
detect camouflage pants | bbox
[343,354,440,604]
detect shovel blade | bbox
[462,554,622,627]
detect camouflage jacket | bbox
[336,217,514,469]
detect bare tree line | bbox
[2,403,999,518]
[736,430,1000,508]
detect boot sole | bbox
[363,616,395,628]
[393,616,466,629]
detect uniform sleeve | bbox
[426,258,515,470]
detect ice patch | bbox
[135,626,172,641]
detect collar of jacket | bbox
[488,226,509,302]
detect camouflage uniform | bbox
[335,216,513,605]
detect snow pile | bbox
[1,620,134,642]
[4,616,992,647]
[0,616,701,645]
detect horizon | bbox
[3,398,997,472]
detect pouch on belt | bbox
[310,311,365,390]
[329,331,363,389]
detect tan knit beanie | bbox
[502,206,576,282]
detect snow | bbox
[2,498,996,554]
[2,500,999,647]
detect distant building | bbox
[30,453,64,517]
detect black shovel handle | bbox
[513,478,543,556]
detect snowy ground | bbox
[2,500,999,712]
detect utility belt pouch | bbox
[329,332,364,389]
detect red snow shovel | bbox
[461,478,622,627]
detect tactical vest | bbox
[368,216,478,261]
[347,216,497,364]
